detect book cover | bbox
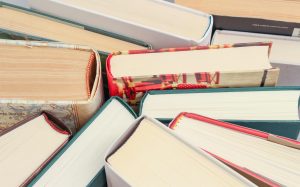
[28,0,213,49]
[212,30,300,86]
[104,116,255,187]
[0,39,103,133]
[107,43,279,108]
[0,2,151,52]
[0,2,151,100]
[0,112,71,186]
[30,97,136,187]
[169,112,300,186]
[140,87,300,140]
[176,0,300,37]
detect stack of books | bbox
[0,0,299,186]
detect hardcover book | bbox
[0,112,71,187]
[0,2,150,99]
[0,39,103,133]
[140,87,300,139]
[169,112,300,186]
[30,97,136,187]
[176,0,300,37]
[28,0,213,49]
[105,116,255,187]
[212,30,300,86]
[0,2,149,54]
[107,43,279,107]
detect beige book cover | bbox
[0,39,103,133]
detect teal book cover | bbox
[140,87,300,140]
[29,97,136,186]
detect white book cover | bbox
[212,30,300,86]
[28,0,213,49]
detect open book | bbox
[212,30,300,86]
[0,112,71,187]
[0,2,148,53]
[176,0,300,36]
[30,97,136,187]
[28,0,213,48]
[169,112,300,186]
[105,116,254,187]
[0,39,103,132]
[107,43,279,107]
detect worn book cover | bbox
[0,39,103,133]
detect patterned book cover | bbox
[107,43,279,108]
[0,39,103,133]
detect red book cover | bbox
[106,42,278,108]
[169,112,300,187]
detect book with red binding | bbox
[169,112,300,187]
[107,43,279,108]
[0,112,71,187]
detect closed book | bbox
[176,0,300,37]
[105,116,255,187]
[107,43,279,107]
[0,112,71,187]
[140,87,300,139]
[0,39,103,133]
[0,2,150,54]
[169,112,300,186]
[212,30,300,86]
[30,97,136,187]
[0,2,150,99]
[28,0,213,49]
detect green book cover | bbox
[140,87,300,140]
[29,97,136,187]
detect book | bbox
[0,112,71,187]
[105,116,255,187]
[0,2,150,100]
[107,43,279,107]
[140,87,300,139]
[212,30,300,86]
[0,2,149,54]
[169,112,300,186]
[30,97,136,187]
[176,0,300,36]
[28,0,213,49]
[0,39,103,133]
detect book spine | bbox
[213,15,300,37]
